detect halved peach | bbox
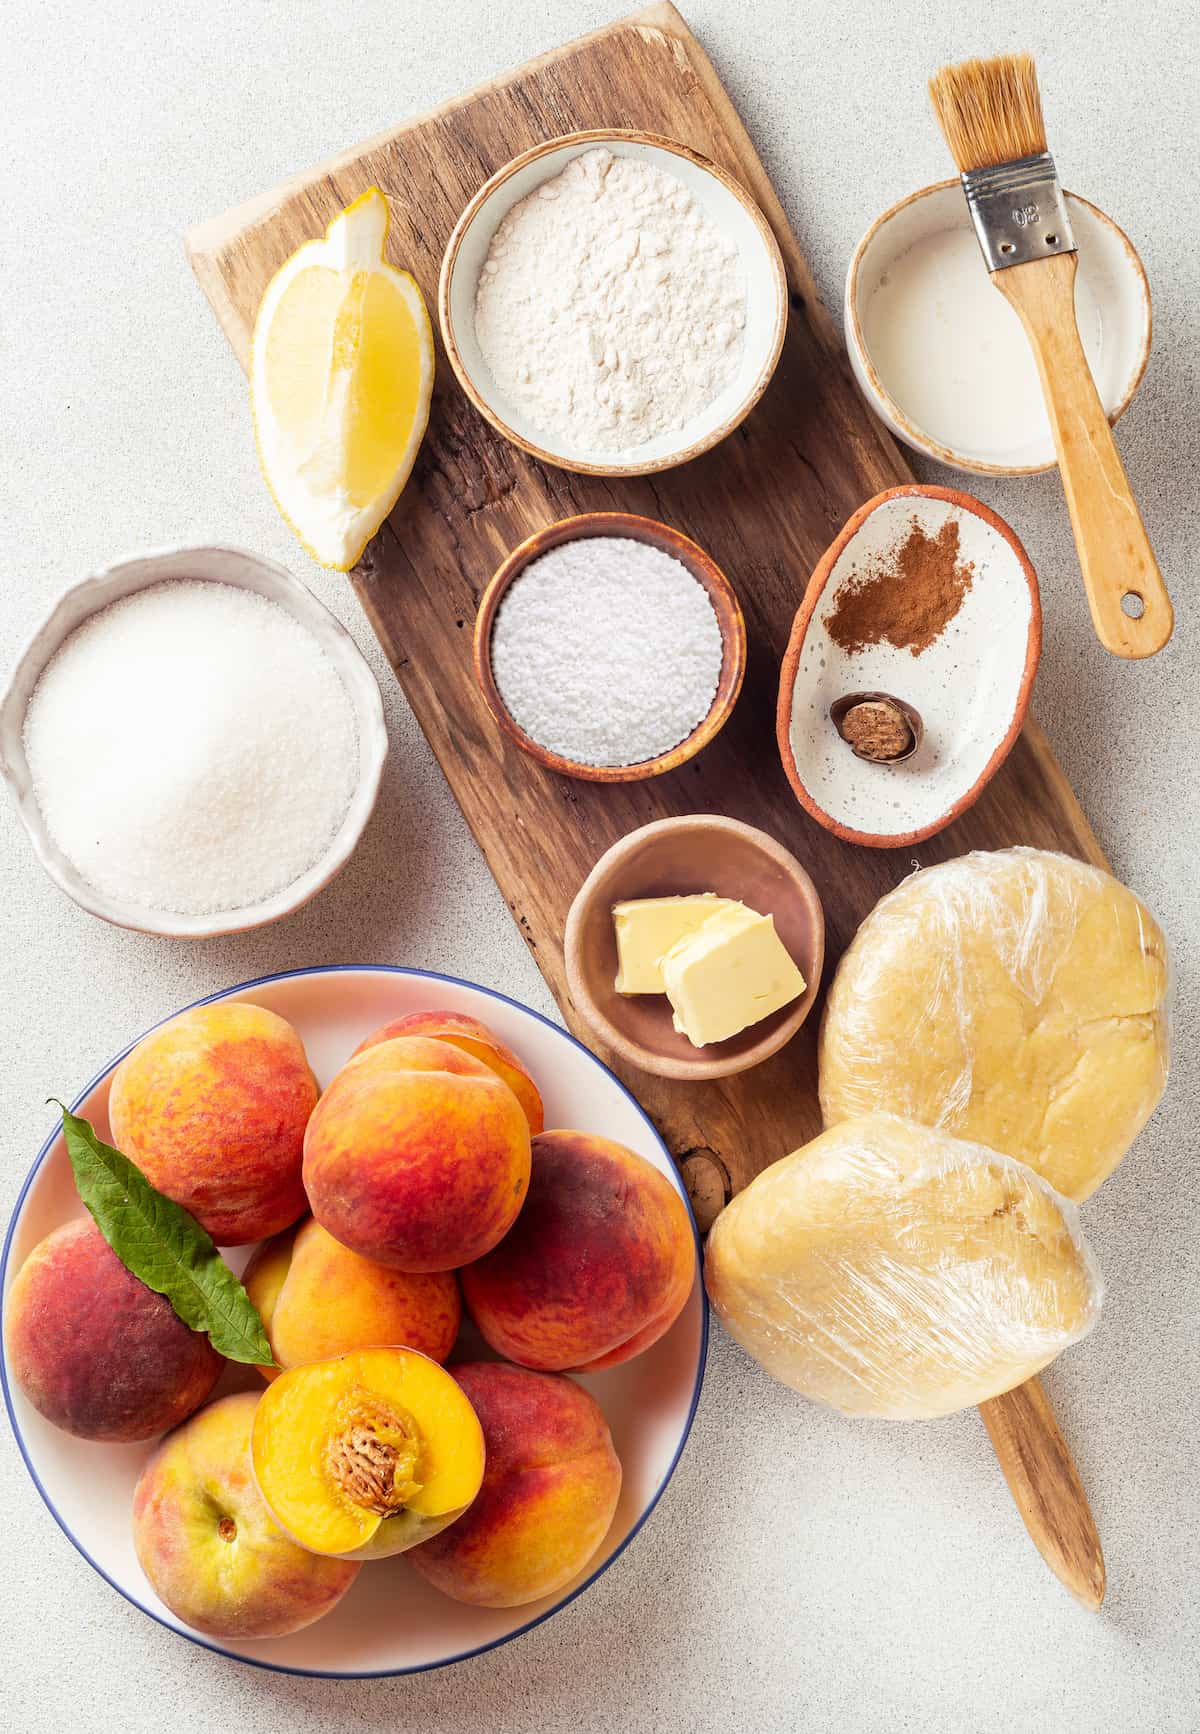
[251,1347,484,1561]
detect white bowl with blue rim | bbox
[0,965,707,1677]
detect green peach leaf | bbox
[53,1101,275,1366]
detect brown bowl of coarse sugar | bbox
[473,512,747,783]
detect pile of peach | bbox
[4,1001,695,1640]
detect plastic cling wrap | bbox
[819,848,1170,1203]
[704,1115,1103,1420]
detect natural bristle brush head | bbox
[929,54,1047,173]
[928,53,1070,275]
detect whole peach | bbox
[5,1218,224,1442]
[243,1217,461,1378]
[461,1130,694,1372]
[133,1392,359,1639]
[109,1001,317,1245]
[303,1036,531,1272]
[353,1010,544,1133]
[406,1362,621,1608]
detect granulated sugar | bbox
[490,537,724,767]
[23,579,359,915]
[475,148,746,453]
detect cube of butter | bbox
[662,904,806,1047]
[613,894,739,994]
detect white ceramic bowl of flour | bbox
[0,546,387,937]
[845,180,1151,475]
[439,131,788,476]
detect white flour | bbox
[490,536,724,767]
[475,148,746,452]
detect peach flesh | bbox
[109,1001,317,1245]
[133,1392,359,1639]
[406,1362,622,1608]
[461,1129,695,1371]
[303,1035,531,1272]
[5,1218,223,1442]
[250,1347,486,1560]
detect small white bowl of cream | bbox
[0,546,387,937]
[440,131,788,476]
[845,179,1151,475]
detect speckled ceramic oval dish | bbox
[777,486,1041,849]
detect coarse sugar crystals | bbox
[489,536,724,767]
[22,579,359,916]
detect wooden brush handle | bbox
[978,1377,1105,1608]
[993,253,1172,659]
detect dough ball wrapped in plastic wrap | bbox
[819,848,1170,1202]
[704,1114,1102,1420]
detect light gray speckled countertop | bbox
[2,3,1196,1730]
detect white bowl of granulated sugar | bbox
[0,546,387,937]
[439,131,788,476]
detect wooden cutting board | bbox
[188,0,1108,1605]
[187,0,1105,1206]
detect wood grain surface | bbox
[187,0,1106,1192]
[187,1,1108,1600]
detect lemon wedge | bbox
[251,187,434,571]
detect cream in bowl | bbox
[846,180,1151,474]
[440,131,787,475]
[776,486,1041,849]
[0,546,387,936]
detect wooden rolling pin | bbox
[979,1377,1105,1607]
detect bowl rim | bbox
[0,962,709,1678]
[438,128,789,477]
[844,179,1153,477]
[563,813,826,1082]
[0,544,388,937]
[473,511,747,784]
[775,484,1043,849]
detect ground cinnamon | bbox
[826,516,973,655]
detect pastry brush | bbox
[929,54,1173,659]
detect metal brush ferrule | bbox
[960,152,1076,271]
